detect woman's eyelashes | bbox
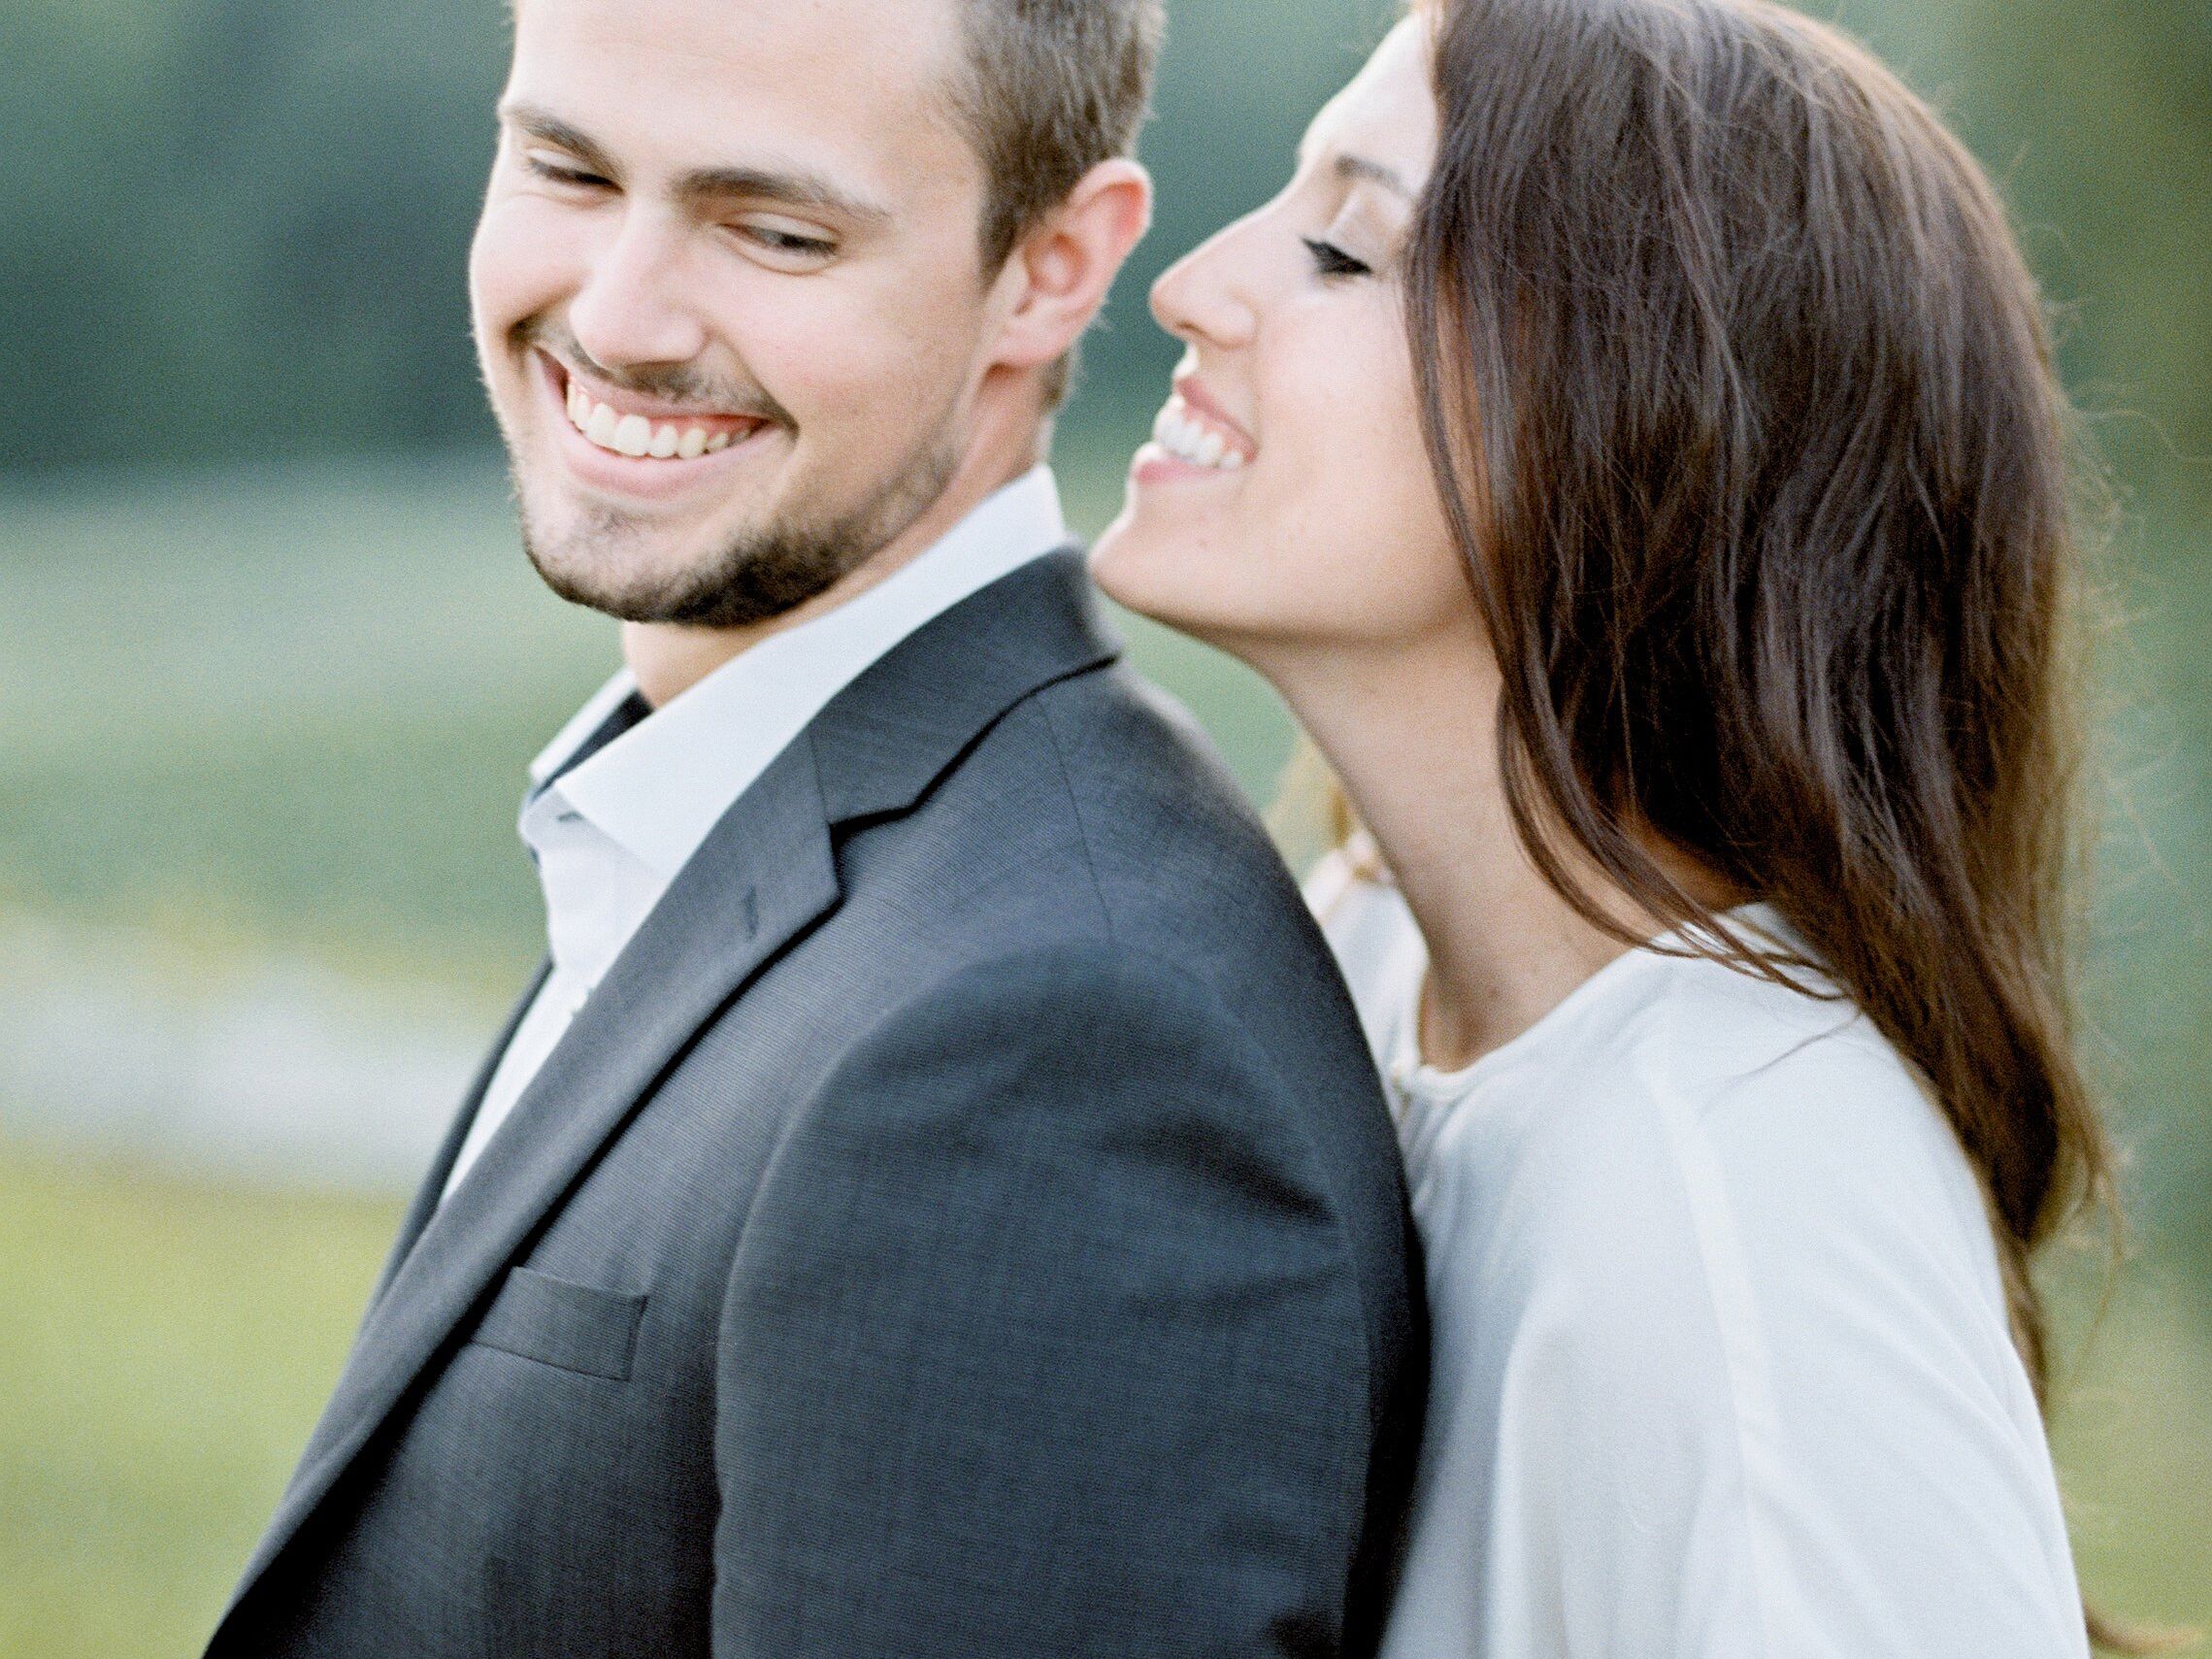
[1302,236,1374,281]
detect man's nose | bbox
[566,210,710,373]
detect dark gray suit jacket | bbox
[207,550,1424,1658]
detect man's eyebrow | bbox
[672,165,892,228]
[499,103,619,177]
[497,100,891,227]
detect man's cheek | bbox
[472,209,565,337]
[759,329,898,429]
[467,218,518,333]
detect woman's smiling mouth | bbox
[1150,396,1250,471]
[1134,379,1259,487]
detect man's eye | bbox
[740,225,838,259]
[525,157,610,189]
[1302,236,1373,281]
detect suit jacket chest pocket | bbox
[468,1268,647,1381]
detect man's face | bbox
[471,0,1000,627]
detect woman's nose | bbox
[1150,216,1263,353]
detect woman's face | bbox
[1091,18,1468,662]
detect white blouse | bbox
[1307,854,2088,1659]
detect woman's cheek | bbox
[1284,318,1465,640]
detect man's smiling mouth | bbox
[542,350,774,462]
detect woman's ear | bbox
[988,159,1154,376]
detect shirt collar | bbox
[527,668,647,791]
[527,464,1069,880]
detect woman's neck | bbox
[1263,628,1634,1071]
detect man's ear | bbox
[988,159,1154,375]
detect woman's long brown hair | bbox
[1402,0,2132,1639]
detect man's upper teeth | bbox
[567,381,741,459]
[1152,401,1247,470]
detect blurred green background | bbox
[1,0,2207,1652]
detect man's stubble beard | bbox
[513,421,964,632]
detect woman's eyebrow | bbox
[1336,153,1412,198]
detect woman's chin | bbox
[1088,513,1215,635]
[1090,490,1359,667]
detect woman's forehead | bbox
[1300,17,1438,184]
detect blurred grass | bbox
[2050,1269,2212,1642]
[0,1145,399,1657]
[0,1142,2202,1658]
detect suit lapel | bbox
[807,548,1120,820]
[365,956,550,1313]
[361,687,650,1310]
[223,548,1119,1615]
[227,739,839,1611]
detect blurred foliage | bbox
[2,0,512,468]
[1942,0,2212,504]
[0,0,2206,502]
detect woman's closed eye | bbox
[1303,236,1374,281]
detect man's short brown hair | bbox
[946,0,1165,405]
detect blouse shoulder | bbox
[1466,954,2009,1338]
[1394,953,2086,1657]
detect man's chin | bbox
[517,507,872,633]
[525,545,681,627]
[505,422,961,631]
[518,520,734,628]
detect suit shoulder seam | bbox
[1033,683,1117,945]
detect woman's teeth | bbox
[567,380,738,460]
[1152,400,1248,471]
